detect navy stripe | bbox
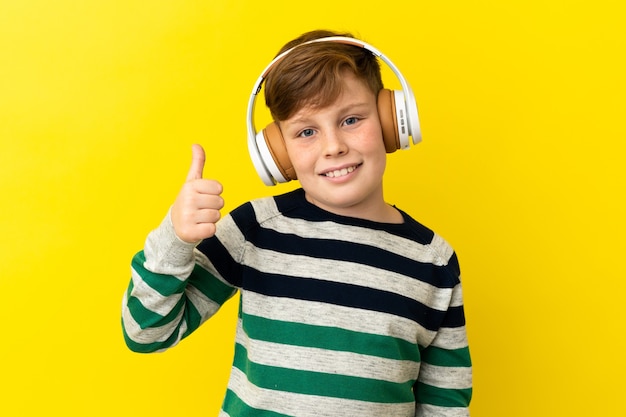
[228,200,258,232]
[446,252,461,278]
[441,305,466,328]
[242,269,446,331]
[220,191,461,290]
[197,235,244,288]
[246,227,458,289]
[275,189,436,243]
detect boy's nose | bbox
[323,129,348,157]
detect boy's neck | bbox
[303,190,404,224]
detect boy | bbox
[122,30,472,416]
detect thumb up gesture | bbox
[171,144,224,243]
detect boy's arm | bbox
[121,211,236,353]
[415,282,473,416]
[122,144,234,352]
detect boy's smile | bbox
[320,162,361,179]
[279,70,401,223]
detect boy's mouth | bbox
[322,164,361,178]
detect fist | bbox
[171,144,224,243]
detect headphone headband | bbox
[247,36,421,185]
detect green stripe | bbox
[129,250,235,331]
[222,389,292,417]
[233,344,415,403]
[126,292,185,328]
[243,313,420,362]
[187,263,237,305]
[133,251,236,305]
[121,321,182,353]
[415,381,472,407]
[182,295,202,335]
[125,273,188,330]
[421,345,472,368]
[122,296,197,352]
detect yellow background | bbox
[1,0,624,415]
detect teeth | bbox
[325,166,356,178]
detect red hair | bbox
[264,30,383,121]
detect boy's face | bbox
[279,70,389,221]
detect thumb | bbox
[186,144,206,181]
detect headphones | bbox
[246,36,421,186]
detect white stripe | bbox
[215,214,247,264]
[449,283,464,307]
[242,247,453,311]
[416,403,469,417]
[419,363,472,389]
[429,234,455,265]
[242,291,435,345]
[185,284,221,323]
[430,326,469,350]
[235,319,420,383]
[227,366,415,417]
[251,198,454,266]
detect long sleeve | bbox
[415,281,472,416]
[121,211,237,353]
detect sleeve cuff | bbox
[142,208,198,278]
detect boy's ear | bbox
[377,89,402,153]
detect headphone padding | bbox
[262,122,297,181]
[377,89,400,153]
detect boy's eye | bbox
[298,128,315,138]
[343,117,358,126]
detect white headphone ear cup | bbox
[403,85,421,144]
[248,131,275,186]
[392,90,410,150]
[255,128,289,184]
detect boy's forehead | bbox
[283,74,375,123]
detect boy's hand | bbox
[171,144,224,243]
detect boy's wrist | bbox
[142,208,198,277]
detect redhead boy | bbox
[122,30,472,416]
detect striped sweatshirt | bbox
[122,188,472,416]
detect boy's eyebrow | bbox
[286,102,372,125]
[336,101,371,113]
[284,114,312,125]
